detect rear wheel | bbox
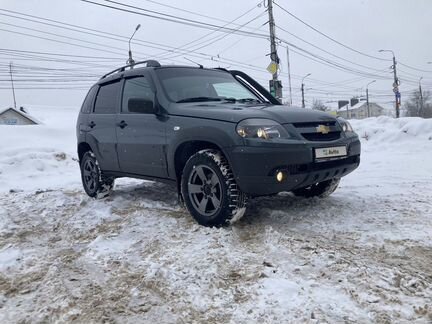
[181,149,247,227]
[80,151,114,198]
[292,178,340,198]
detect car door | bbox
[116,75,167,178]
[86,79,121,172]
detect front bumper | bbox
[225,136,361,196]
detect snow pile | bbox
[0,105,80,192]
[351,116,432,143]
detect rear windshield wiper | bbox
[176,97,222,103]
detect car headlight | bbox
[236,119,290,140]
[337,117,354,133]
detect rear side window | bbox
[122,77,154,113]
[94,80,121,114]
[80,86,97,114]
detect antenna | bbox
[127,24,141,66]
[184,57,203,69]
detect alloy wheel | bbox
[83,158,98,192]
[188,165,222,217]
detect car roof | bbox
[96,62,229,85]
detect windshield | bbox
[155,67,261,103]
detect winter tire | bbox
[292,178,340,198]
[80,151,114,199]
[181,149,247,227]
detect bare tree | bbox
[311,99,328,112]
[405,90,432,118]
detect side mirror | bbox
[128,98,156,114]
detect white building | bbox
[0,107,40,125]
[337,101,385,119]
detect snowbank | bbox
[0,105,80,192]
[351,116,432,143]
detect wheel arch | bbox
[77,142,92,162]
[173,140,229,184]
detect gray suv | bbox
[76,61,360,226]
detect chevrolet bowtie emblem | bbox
[316,125,330,134]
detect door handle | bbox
[89,121,96,128]
[117,120,128,129]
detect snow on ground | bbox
[0,109,431,323]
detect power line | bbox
[276,25,387,75]
[286,44,390,80]
[156,3,263,59]
[273,1,391,62]
[0,9,263,67]
[79,0,269,39]
[74,1,392,80]
[398,62,432,74]
[161,11,267,60]
[0,47,123,60]
[2,8,420,98]
[0,8,394,84]
[139,0,266,32]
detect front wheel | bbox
[292,178,340,198]
[181,149,247,227]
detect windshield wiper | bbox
[176,97,222,103]
[221,98,261,103]
[221,97,237,103]
[238,98,260,103]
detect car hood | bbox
[169,103,336,124]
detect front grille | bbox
[293,121,336,128]
[302,132,341,141]
[292,121,341,142]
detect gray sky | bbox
[1,0,431,110]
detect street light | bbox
[127,24,141,66]
[379,49,400,118]
[379,49,394,56]
[366,80,376,118]
[301,73,311,108]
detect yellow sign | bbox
[267,62,278,74]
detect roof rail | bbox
[100,60,161,80]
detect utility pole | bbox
[379,49,400,118]
[419,77,423,117]
[366,80,376,118]
[286,46,293,106]
[301,83,305,108]
[301,73,311,108]
[9,62,17,109]
[267,0,282,99]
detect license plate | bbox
[315,146,347,159]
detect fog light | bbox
[276,171,285,182]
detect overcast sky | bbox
[1,0,431,110]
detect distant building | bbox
[0,107,40,125]
[337,101,385,119]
